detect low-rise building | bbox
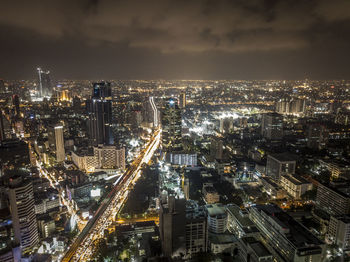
[238,237,274,262]
[226,204,259,238]
[280,174,312,199]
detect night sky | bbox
[1,0,350,80]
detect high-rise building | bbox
[161,98,182,152]
[249,204,325,262]
[12,95,20,117]
[48,124,65,163]
[149,96,159,127]
[8,176,39,254]
[307,124,328,150]
[0,111,5,142]
[159,196,186,258]
[327,215,350,250]
[37,68,52,97]
[206,204,227,234]
[179,92,186,109]
[261,113,283,140]
[87,82,113,145]
[159,196,207,259]
[316,182,350,216]
[210,137,223,160]
[266,153,296,181]
[276,98,305,115]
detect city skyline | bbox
[1,0,350,80]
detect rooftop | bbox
[252,204,324,248]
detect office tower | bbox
[87,82,113,145]
[266,153,296,181]
[159,196,186,258]
[261,113,283,140]
[179,92,186,109]
[0,111,5,142]
[0,79,4,90]
[316,182,350,216]
[161,98,182,152]
[328,215,350,250]
[249,204,325,262]
[12,95,20,117]
[72,96,81,110]
[210,137,223,160]
[307,124,328,150]
[8,176,39,254]
[37,67,52,97]
[160,196,207,259]
[48,124,65,163]
[185,201,207,258]
[149,96,159,127]
[219,117,234,133]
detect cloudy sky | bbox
[1,0,350,79]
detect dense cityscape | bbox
[0,74,349,262]
[1,0,350,262]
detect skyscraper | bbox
[37,67,52,97]
[48,124,65,163]
[179,92,186,109]
[161,98,182,152]
[261,113,283,140]
[87,82,113,145]
[307,123,328,150]
[12,95,20,117]
[149,96,159,127]
[8,176,39,255]
[0,111,5,142]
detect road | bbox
[61,129,161,262]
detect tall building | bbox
[159,196,186,258]
[71,145,125,172]
[266,153,296,181]
[316,182,350,216]
[206,204,227,234]
[12,95,20,117]
[161,98,182,152]
[149,96,159,127]
[37,67,52,97]
[210,137,223,160]
[276,98,305,115]
[261,113,283,140]
[328,215,350,250]
[0,111,5,142]
[159,196,207,259]
[307,124,328,150]
[249,204,325,262]
[8,176,39,254]
[48,124,65,163]
[87,82,113,145]
[179,92,186,109]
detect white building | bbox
[328,215,350,250]
[72,145,125,172]
[280,174,312,199]
[206,204,227,234]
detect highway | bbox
[61,129,161,262]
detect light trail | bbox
[61,129,161,262]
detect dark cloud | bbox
[0,0,349,79]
